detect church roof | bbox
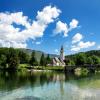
[53,57,65,66]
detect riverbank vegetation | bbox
[0,48,53,70]
[75,68,89,76]
[0,48,100,73]
[65,51,100,66]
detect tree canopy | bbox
[29,51,38,66]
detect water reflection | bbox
[0,71,100,100]
[15,96,41,100]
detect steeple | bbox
[60,45,65,61]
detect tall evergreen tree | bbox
[18,51,30,64]
[30,51,38,66]
[0,54,7,68]
[46,54,51,65]
[7,48,19,69]
[40,53,46,66]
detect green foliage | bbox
[75,53,86,65]
[40,53,46,66]
[29,51,38,66]
[46,54,52,65]
[0,48,30,69]
[86,57,93,65]
[68,60,75,66]
[0,55,7,68]
[75,68,89,76]
[33,66,64,71]
[91,55,100,64]
[0,47,100,71]
[86,50,100,57]
[18,51,30,64]
[66,52,100,66]
[7,48,19,69]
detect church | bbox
[52,46,65,67]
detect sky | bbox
[0,0,100,55]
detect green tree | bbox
[0,55,7,68]
[30,51,38,66]
[75,53,86,65]
[40,53,46,66]
[64,58,69,65]
[68,60,75,66]
[19,51,30,64]
[86,57,93,65]
[91,55,100,64]
[46,54,51,65]
[7,48,19,69]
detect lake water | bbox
[0,71,100,100]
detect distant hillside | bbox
[19,48,59,62]
[1,47,100,63]
[66,50,100,59]
[85,50,100,57]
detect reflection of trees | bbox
[0,70,99,99]
[28,71,37,88]
[64,72,78,81]
[40,73,48,86]
[51,73,65,95]
[0,71,19,91]
[0,71,32,91]
[0,71,71,92]
[60,80,64,95]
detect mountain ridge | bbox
[19,48,59,62]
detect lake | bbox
[0,70,100,100]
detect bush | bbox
[68,60,75,66]
[75,67,89,76]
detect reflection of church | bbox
[52,46,65,67]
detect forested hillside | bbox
[65,50,100,66]
[0,48,57,69]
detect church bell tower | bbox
[60,45,65,61]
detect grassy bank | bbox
[18,64,64,71]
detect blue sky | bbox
[0,0,100,55]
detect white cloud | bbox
[53,19,79,37]
[53,21,68,37]
[0,40,27,48]
[36,6,61,25]
[69,19,79,30]
[0,12,30,28]
[0,5,61,48]
[71,41,96,52]
[72,33,83,44]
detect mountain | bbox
[19,48,59,62]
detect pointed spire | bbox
[61,45,64,51]
[60,45,64,60]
